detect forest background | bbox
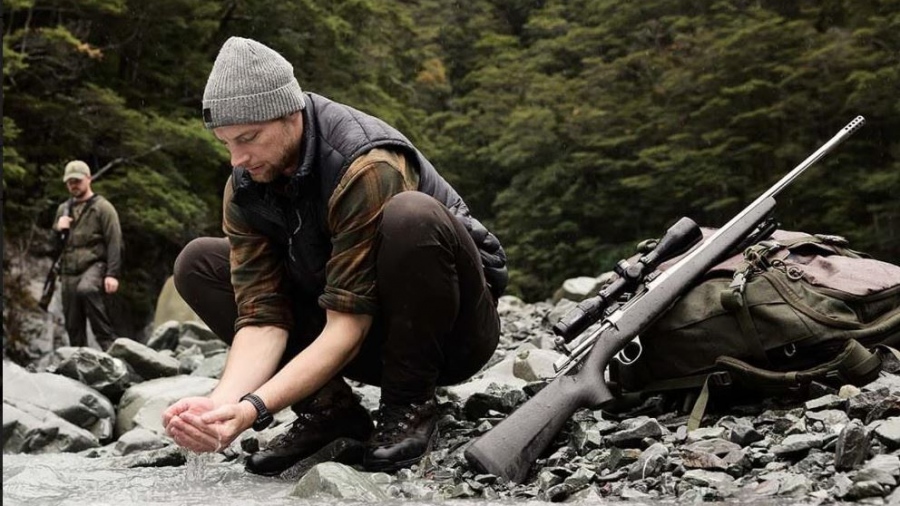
[3,0,898,345]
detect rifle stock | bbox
[464,116,866,483]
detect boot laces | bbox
[373,400,435,443]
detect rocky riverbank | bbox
[5,294,900,503]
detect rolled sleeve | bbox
[223,179,294,331]
[320,149,418,314]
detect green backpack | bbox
[608,229,900,428]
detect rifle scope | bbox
[552,217,702,341]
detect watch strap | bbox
[240,393,273,431]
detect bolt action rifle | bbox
[464,116,867,483]
[39,199,74,311]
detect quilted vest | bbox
[230,93,503,299]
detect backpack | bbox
[607,229,900,428]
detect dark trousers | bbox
[61,262,116,350]
[173,191,500,404]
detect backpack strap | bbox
[686,339,881,431]
[716,339,881,391]
[720,263,772,368]
[70,194,100,230]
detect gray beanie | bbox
[202,37,306,129]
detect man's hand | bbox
[56,216,73,231]
[104,276,119,294]
[163,396,256,453]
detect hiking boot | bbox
[245,380,373,476]
[362,398,439,472]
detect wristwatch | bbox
[240,393,274,431]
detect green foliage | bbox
[418,0,900,300]
[3,0,898,341]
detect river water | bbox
[2,453,569,506]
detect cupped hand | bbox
[163,397,256,453]
[163,397,221,452]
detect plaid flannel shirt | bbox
[223,148,419,331]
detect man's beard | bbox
[250,142,297,183]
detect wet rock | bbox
[553,276,607,303]
[545,299,578,327]
[804,394,846,411]
[535,469,587,501]
[445,354,527,403]
[771,433,828,459]
[543,446,577,468]
[462,389,526,420]
[729,424,764,446]
[847,388,890,421]
[857,454,900,485]
[188,352,227,379]
[291,462,390,501]
[755,470,812,497]
[145,321,180,351]
[605,417,667,448]
[567,484,605,502]
[107,338,180,380]
[834,419,870,471]
[119,445,186,468]
[627,442,668,480]
[681,469,735,489]
[175,344,204,374]
[537,468,564,491]
[569,420,605,452]
[177,335,228,357]
[844,480,885,500]
[3,360,115,442]
[114,427,167,456]
[872,416,900,449]
[684,437,741,456]
[116,375,217,436]
[805,409,850,433]
[2,402,98,453]
[794,450,832,476]
[864,372,900,396]
[179,321,219,344]
[562,467,594,490]
[832,472,854,498]
[441,481,477,498]
[685,426,725,443]
[52,346,133,402]
[681,448,728,471]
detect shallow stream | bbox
[2,453,561,506]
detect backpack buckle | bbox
[722,272,747,310]
[709,371,733,388]
[729,272,747,293]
